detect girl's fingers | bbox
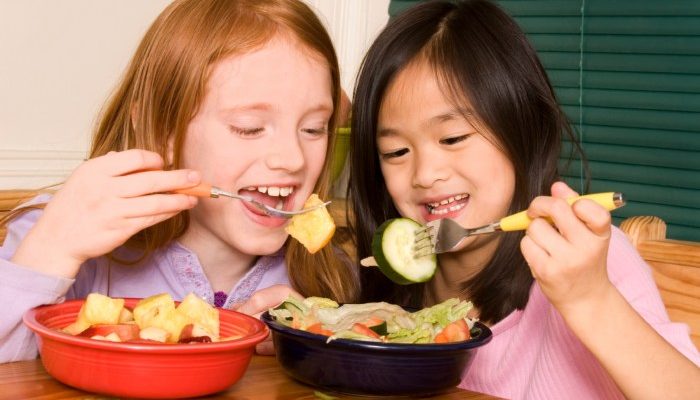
[120,194,198,219]
[524,217,569,259]
[550,181,579,199]
[114,169,201,198]
[527,196,589,244]
[571,199,612,238]
[95,149,165,177]
[520,234,550,278]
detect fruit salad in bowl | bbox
[23,292,268,399]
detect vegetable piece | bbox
[434,319,471,343]
[306,323,334,336]
[371,218,437,284]
[285,194,335,254]
[351,323,381,339]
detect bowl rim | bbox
[261,311,492,352]
[23,298,269,353]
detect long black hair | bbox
[348,0,585,323]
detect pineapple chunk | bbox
[285,194,335,254]
[63,293,125,335]
[176,292,220,340]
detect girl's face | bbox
[181,36,332,256]
[377,61,515,250]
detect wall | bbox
[0,0,389,189]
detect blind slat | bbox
[530,34,700,55]
[562,142,700,170]
[561,106,700,132]
[555,88,700,112]
[548,70,700,93]
[563,125,700,151]
[560,160,700,189]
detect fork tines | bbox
[413,223,437,258]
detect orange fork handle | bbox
[173,182,213,197]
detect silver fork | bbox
[414,192,625,257]
[175,183,331,219]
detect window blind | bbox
[389,0,700,241]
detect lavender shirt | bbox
[0,195,290,362]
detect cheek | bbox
[305,139,329,179]
[380,163,408,201]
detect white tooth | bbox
[246,186,256,191]
[258,186,268,194]
[280,187,290,197]
[455,194,463,200]
[448,196,455,203]
[440,199,449,205]
[268,187,280,196]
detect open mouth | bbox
[239,185,295,213]
[425,193,469,215]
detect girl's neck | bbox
[426,235,501,304]
[178,230,258,294]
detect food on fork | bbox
[371,218,437,284]
[285,194,335,253]
[269,295,475,344]
[61,292,239,344]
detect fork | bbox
[174,182,331,219]
[413,192,625,257]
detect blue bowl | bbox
[261,311,492,396]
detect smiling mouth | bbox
[239,185,294,211]
[426,193,469,215]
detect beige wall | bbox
[0,0,389,189]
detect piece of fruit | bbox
[372,218,437,284]
[176,293,219,339]
[63,293,125,335]
[80,323,140,342]
[133,293,189,342]
[285,194,335,254]
[139,326,170,343]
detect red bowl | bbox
[23,298,268,399]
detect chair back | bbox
[621,216,700,350]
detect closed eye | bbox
[380,148,409,159]
[439,133,472,145]
[230,126,264,137]
[303,127,328,136]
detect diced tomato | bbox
[434,319,470,343]
[351,323,381,339]
[306,323,333,336]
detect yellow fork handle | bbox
[499,192,625,232]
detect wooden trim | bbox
[621,216,700,350]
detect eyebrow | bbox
[220,102,333,116]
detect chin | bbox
[242,237,287,256]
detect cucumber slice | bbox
[371,218,437,285]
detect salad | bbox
[269,296,476,344]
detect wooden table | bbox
[0,355,496,399]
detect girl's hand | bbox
[12,149,201,278]
[519,181,615,316]
[233,284,302,355]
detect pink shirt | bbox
[459,227,700,399]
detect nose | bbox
[265,131,305,172]
[411,147,448,188]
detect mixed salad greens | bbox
[269,296,476,344]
